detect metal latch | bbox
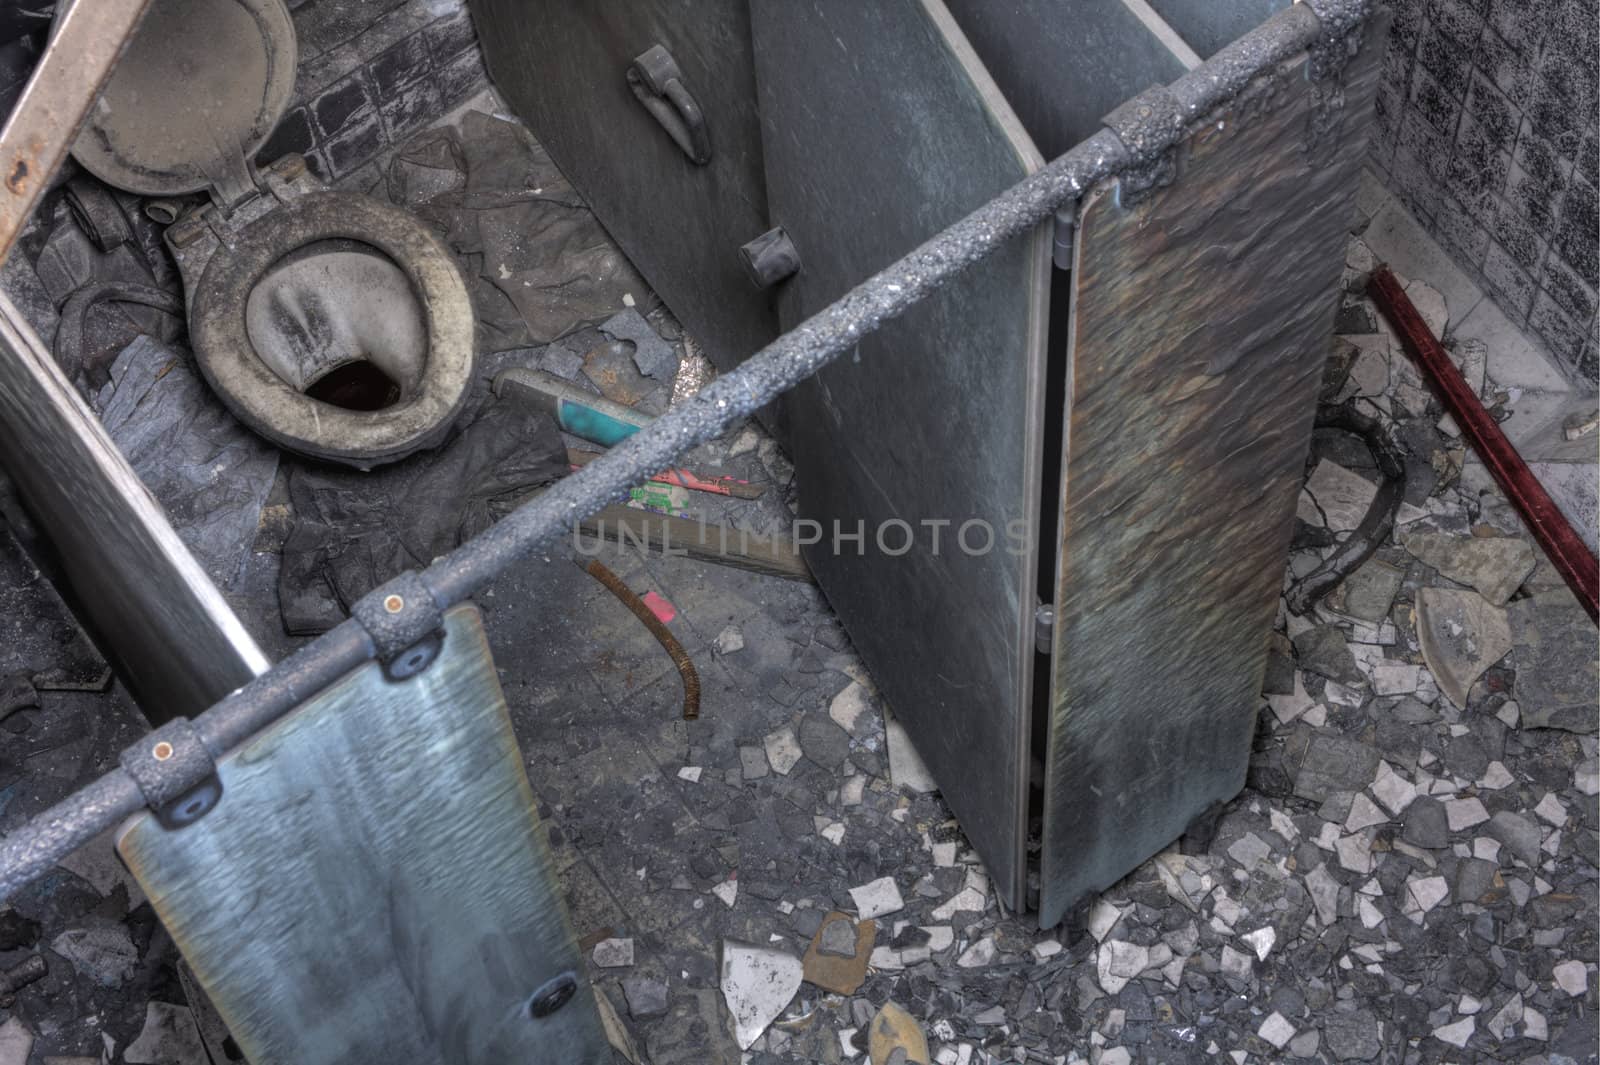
[628,45,712,165]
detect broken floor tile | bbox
[593,937,635,967]
[1226,832,1272,870]
[802,912,874,995]
[1414,587,1513,708]
[1401,797,1450,849]
[1404,875,1449,918]
[1401,530,1536,606]
[1487,810,1543,867]
[713,625,745,655]
[1306,864,1341,926]
[1299,461,1379,532]
[1218,944,1253,981]
[712,877,739,908]
[0,1020,31,1065]
[124,1002,208,1065]
[1294,733,1381,802]
[1345,793,1389,832]
[622,975,669,1018]
[849,877,904,920]
[868,1003,929,1065]
[1336,833,1374,874]
[1533,792,1567,825]
[798,713,851,770]
[739,746,770,780]
[764,726,802,775]
[956,936,996,968]
[1369,662,1419,695]
[1266,671,1317,725]
[1444,796,1490,831]
[1087,897,1126,942]
[883,709,936,793]
[1477,760,1514,790]
[50,924,137,987]
[1240,926,1276,961]
[840,775,866,805]
[720,941,803,1051]
[1322,1009,1381,1060]
[828,681,873,738]
[930,886,986,921]
[1293,625,1364,685]
[1096,941,1149,994]
[602,308,678,380]
[1508,591,1598,733]
[1432,1016,1474,1048]
[1552,959,1589,997]
[1258,1011,1296,1050]
[1371,761,1417,815]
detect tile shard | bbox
[849,877,905,920]
[720,941,803,1051]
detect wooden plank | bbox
[1039,29,1387,926]
[581,503,811,581]
[750,0,1051,910]
[117,606,608,1064]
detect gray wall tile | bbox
[1374,0,1599,384]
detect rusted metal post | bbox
[1368,265,1599,623]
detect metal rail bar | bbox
[1369,266,1599,622]
[0,0,1359,902]
[0,0,152,259]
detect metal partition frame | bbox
[0,0,267,725]
[0,1,1380,921]
[1041,22,1388,925]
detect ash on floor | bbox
[0,101,1595,1065]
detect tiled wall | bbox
[1368,0,1598,386]
[255,0,489,183]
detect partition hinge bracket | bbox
[120,718,222,829]
[1052,206,1077,271]
[1100,86,1185,204]
[352,572,446,680]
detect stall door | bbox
[1040,32,1387,926]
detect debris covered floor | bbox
[0,95,1596,1065]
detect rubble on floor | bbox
[0,97,1594,1065]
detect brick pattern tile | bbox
[265,0,488,182]
[1371,0,1599,384]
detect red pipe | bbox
[1368,266,1598,623]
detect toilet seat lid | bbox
[71,0,296,197]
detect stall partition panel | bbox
[1040,29,1387,926]
[750,0,1052,910]
[118,607,606,1064]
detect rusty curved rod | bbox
[584,560,700,720]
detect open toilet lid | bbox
[71,0,296,197]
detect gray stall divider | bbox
[118,606,607,1065]
[751,0,1052,913]
[1041,19,1389,926]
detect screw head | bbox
[383,594,404,614]
[152,741,175,761]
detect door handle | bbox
[627,45,712,165]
